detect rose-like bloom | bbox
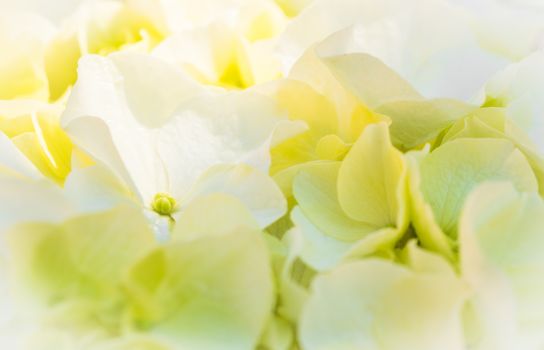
[61,52,301,238]
[1,195,274,349]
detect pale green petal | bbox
[441,107,526,144]
[290,207,353,270]
[337,122,407,228]
[15,326,171,350]
[7,205,156,304]
[460,182,544,349]
[401,240,457,277]
[406,147,454,259]
[259,315,294,350]
[125,215,274,350]
[291,207,400,271]
[291,124,408,269]
[93,336,170,350]
[293,161,375,242]
[300,259,467,350]
[418,138,537,239]
[376,98,475,150]
[440,107,544,195]
[276,228,310,324]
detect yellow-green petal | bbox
[337,122,407,228]
[418,138,537,239]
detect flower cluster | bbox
[1,0,544,349]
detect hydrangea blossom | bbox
[1,1,544,349]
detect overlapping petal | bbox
[291,122,408,270]
[300,254,467,350]
[460,183,544,349]
[62,52,294,232]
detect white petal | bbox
[62,53,294,209]
[281,0,508,100]
[156,90,291,198]
[484,51,544,154]
[182,164,286,228]
[460,182,544,349]
[61,53,203,203]
[300,259,467,350]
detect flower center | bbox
[151,193,177,216]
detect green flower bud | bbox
[151,193,177,216]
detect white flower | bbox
[61,52,301,237]
[278,0,510,101]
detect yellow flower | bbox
[0,13,53,100]
[45,0,165,101]
[0,101,72,184]
[153,1,287,89]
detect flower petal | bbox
[300,259,467,350]
[338,122,407,228]
[460,182,544,349]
